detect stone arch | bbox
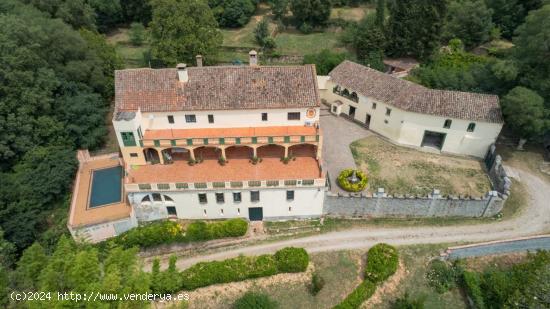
[225,145,254,160]
[161,147,191,163]
[194,146,221,160]
[288,143,317,158]
[143,148,160,164]
[257,144,285,158]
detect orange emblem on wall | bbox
[306,108,316,118]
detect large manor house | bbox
[68,52,503,242]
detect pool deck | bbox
[68,151,132,228]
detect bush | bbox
[310,272,325,295]
[129,22,146,46]
[187,219,248,241]
[337,169,368,192]
[299,22,313,34]
[274,247,309,273]
[461,271,485,309]
[333,280,376,309]
[426,260,459,294]
[392,292,425,309]
[364,244,399,283]
[112,221,185,248]
[233,291,278,309]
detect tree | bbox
[485,0,525,39]
[376,0,385,28]
[233,292,279,309]
[213,0,257,28]
[120,0,152,24]
[89,0,123,32]
[513,4,550,104]
[255,17,270,45]
[303,49,347,75]
[150,0,223,65]
[386,0,447,59]
[0,229,16,269]
[352,14,386,71]
[129,22,146,46]
[289,0,332,28]
[443,0,494,49]
[502,87,549,149]
[270,0,288,20]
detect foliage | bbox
[13,243,47,290]
[485,0,542,39]
[23,0,97,31]
[351,13,386,71]
[501,87,549,140]
[210,0,257,28]
[310,271,325,295]
[461,271,485,309]
[0,229,16,268]
[386,0,447,59]
[337,169,368,192]
[270,0,289,20]
[391,292,425,309]
[150,0,223,66]
[233,291,279,309]
[273,247,309,273]
[111,220,186,248]
[120,0,152,25]
[364,243,399,283]
[186,219,248,241]
[254,17,276,50]
[129,22,146,46]
[333,280,377,309]
[303,49,347,75]
[425,260,459,294]
[89,0,123,32]
[443,0,494,49]
[375,0,385,28]
[290,0,332,28]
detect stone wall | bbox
[485,144,512,197]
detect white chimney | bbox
[176,63,188,82]
[249,50,258,66]
[196,55,203,67]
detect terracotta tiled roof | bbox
[329,61,503,123]
[115,65,320,113]
[143,126,318,140]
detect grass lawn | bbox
[106,28,149,68]
[330,4,374,21]
[351,136,492,197]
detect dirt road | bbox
[155,168,550,270]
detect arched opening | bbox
[161,147,190,163]
[288,144,317,158]
[350,92,359,103]
[141,195,151,205]
[143,148,160,164]
[225,146,254,160]
[194,146,221,160]
[257,144,285,158]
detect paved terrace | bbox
[68,151,132,227]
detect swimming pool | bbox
[89,166,123,208]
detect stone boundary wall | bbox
[485,144,512,197]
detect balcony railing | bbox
[125,178,326,192]
[140,134,320,148]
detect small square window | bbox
[287,112,300,120]
[444,119,452,129]
[167,115,174,124]
[216,193,224,203]
[129,153,138,157]
[467,123,476,132]
[208,114,214,123]
[286,190,294,201]
[220,209,224,215]
[251,191,260,202]
[185,114,196,123]
[233,192,242,203]
[372,102,377,109]
[198,193,207,204]
[386,108,392,116]
[262,113,268,121]
[166,206,177,216]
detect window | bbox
[220,209,224,215]
[350,92,359,103]
[261,113,268,121]
[443,119,452,129]
[287,112,300,120]
[203,209,207,216]
[141,195,151,202]
[250,191,260,202]
[175,183,188,189]
[289,207,292,212]
[130,153,138,157]
[208,114,214,123]
[121,132,136,147]
[248,180,261,187]
[185,114,196,123]
[166,206,177,216]
[286,190,294,201]
[386,108,392,116]
[163,195,174,202]
[215,193,224,203]
[467,123,476,132]
[333,85,341,94]
[198,193,207,204]
[332,106,337,113]
[372,102,377,109]
[137,126,143,139]
[152,193,162,201]
[233,192,242,202]
[167,115,174,124]
[157,183,169,190]
[237,208,240,215]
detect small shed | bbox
[384,58,419,78]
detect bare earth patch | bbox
[351,136,491,197]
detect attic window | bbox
[467,123,476,132]
[443,119,452,129]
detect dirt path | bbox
[152,168,550,271]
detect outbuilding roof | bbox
[114,64,320,113]
[329,60,503,123]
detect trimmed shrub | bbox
[461,271,485,309]
[310,272,325,295]
[426,260,459,294]
[233,291,278,309]
[186,221,211,241]
[187,219,248,241]
[337,169,368,192]
[274,247,309,273]
[112,221,185,248]
[392,292,426,309]
[333,280,376,309]
[365,243,399,283]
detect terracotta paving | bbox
[69,156,132,227]
[143,125,318,140]
[127,157,322,184]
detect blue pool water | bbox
[89,166,123,208]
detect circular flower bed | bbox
[337,169,368,192]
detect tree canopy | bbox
[289,0,332,28]
[443,0,494,49]
[501,87,549,140]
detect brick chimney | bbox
[196,55,203,67]
[249,50,258,66]
[176,63,188,82]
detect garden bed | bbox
[351,136,491,196]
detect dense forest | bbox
[0,0,549,307]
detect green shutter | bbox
[284,136,290,143]
[121,132,136,147]
[236,137,241,145]
[186,139,193,146]
[300,136,305,143]
[316,135,320,142]
[170,140,176,146]
[268,137,274,144]
[252,137,257,144]
[203,138,209,145]
[154,140,160,147]
[219,138,225,145]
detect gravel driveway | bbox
[320,106,371,193]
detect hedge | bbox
[333,280,376,309]
[187,219,248,241]
[273,247,309,273]
[180,247,309,290]
[461,271,486,309]
[337,169,368,192]
[364,243,399,283]
[233,292,279,309]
